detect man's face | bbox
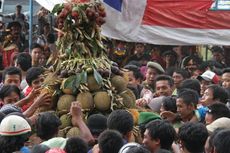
[200,88,214,106]
[31,75,44,89]
[143,129,159,153]
[11,26,21,39]
[32,48,42,63]
[222,72,230,89]
[176,98,194,121]
[212,52,223,62]
[135,44,145,54]
[172,72,184,88]
[127,71,139,86]
[145,68,158,85]
[4,74,21,88]
[200,80,212,96]
[3,91,20,104]
[156,80,172,96]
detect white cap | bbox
[0,115,31,136]
[206,117,230,133]
[119,142,140,153]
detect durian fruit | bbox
[66,127,80,138]
[60,114,72,129]
[111,75,127,93]
[76,92,94,110]
[128,109,139,125]
[87,75,101,92]
[61,78,74,94]
[37,87,55,112]
[120,89,136,108]
[57,126,71,137]
[57,95,75,111]
[94,91,111,111]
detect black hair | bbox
[173,68,190,79]
[155,75,174,87]
[0,133,31,153]
[107,109,134,136]
[16,52,32,71]
[222,67,230,74]
[0,85,20,100]
[179,79,201,96]
[178,122,208,153]
[177,88,199,107]
[145,120,176,150]
[155,149,172,153]
[211,46,224,54]
[207,103,230,120]
[35,112,61,141]
[207,85,229,104]
[26,67,44,86]
[87,114,107,137]
[208,128,224,153]
[126,145,151,153]
[162,96,177,113]
[31,144,50,153]
[213,129,230,153]
[98,130,124,153]
[32,43,43,51]
[7,21,21,29]
[47,33,56,44]
[64,137,88,153]
[2,67,22,82]
[124,65,144,81]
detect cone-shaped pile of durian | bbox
[39,0,137,138]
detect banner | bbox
[102,0,230,45]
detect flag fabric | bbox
[102,0,230,45]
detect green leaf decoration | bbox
[63,75,77,89]
[80,71,87,84]
[52,4,64,14]
[75,74,81,88]
[93,68,103,85]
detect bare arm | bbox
[71,102,94,143]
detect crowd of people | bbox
[0,3,230,153]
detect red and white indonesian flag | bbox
[102,0,230,45]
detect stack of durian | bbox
[39,0,137,138]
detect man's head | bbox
[2,67,21,88]
[213,129,230,153]
[26,67,44,89]
[172,69,189,88]
[201,85,229,106]
[0,85,21,104]
[155,75,174,96]
[98,130,124,153]
[145,62,164,86]
[176,89,199,121]
[31,43,43,66]
[178,122,208,153]
[35,112,61,140]
[15,52,32,72]
[134,43,145,55]
[124,65,143,86]
[107,110,134,141]
[205,103,230,125]
[211,46,224,63]
[143,120,176,153]
[16,5,22,13]
[7,21,21,40]
[222,68,230,89]
[179,79,201,96]
[197,70,219,95]
[64,137,88,153]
